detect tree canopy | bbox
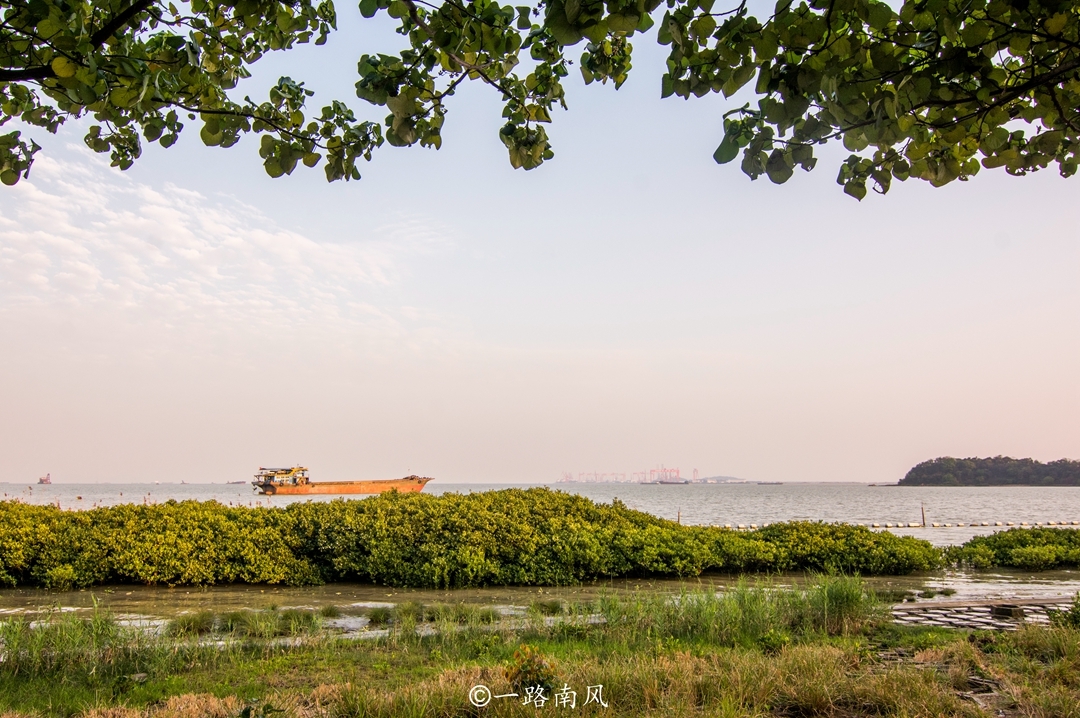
[900,456,1080,486]
[3,0,1080,196]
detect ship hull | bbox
[254,477,432,496]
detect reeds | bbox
[6,580,1080,718]
[0,608,208,682]
[196,608,322,638]
[595,574,881,649]
[0,578,879,686]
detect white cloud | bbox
[0,148,453,347]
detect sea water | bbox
[3,481,1079,546]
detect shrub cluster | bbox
[948,527,1080,570]
[0,489,941,590]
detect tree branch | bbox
[91,0,157,47]
[0,65,54,81]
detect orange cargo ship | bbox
[252,467,432,496]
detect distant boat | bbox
[37,473,51,485]
[757,482,783,485]
[227,480,247,485]
[656,479,690,485]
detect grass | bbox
[168,610,216,636]
[2,580,1079,717]
[366,606,393,626]
[529,598,564,616]
[212,608,322,638]
[317,605,341,618]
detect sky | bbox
[1,11,1078,485]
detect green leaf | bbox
[51,57,78,79]
[961,22,989,48]
[765,150,793,184]
[713,134,740,164]
[843,181,867,200]
[264,160,285,178]
[516,6,532,29]
[1045,13,1067,35]
[608,13,640,34]
[359,0,378,18]
[867,2,892,31]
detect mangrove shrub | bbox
[948,528,1080,571]
[0,489,941,589]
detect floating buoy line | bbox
[709,520,1080,530]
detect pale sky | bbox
[1,12,1078,484]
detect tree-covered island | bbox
[900,456,1080,486]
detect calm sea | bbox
[4,481,1080,547]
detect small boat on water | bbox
[251,466,432,496]
[37,473,51,485]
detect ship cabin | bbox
[254,466,311,486]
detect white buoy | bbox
[932,523,941,527]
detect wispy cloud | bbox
[0,149,453,347]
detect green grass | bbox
[528,598,564,616]
[168,609,216,636]
[2,579,1079,717]
[318,604,341,618]
[366,606,392,626]
[201,608,323,638]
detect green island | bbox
[900,457,1080,486]
[3,490,1080,717]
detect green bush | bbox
[0,490,940,590]
[1048,593,1080,629]
[951,528,1080,571]
[505,644,557,693]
